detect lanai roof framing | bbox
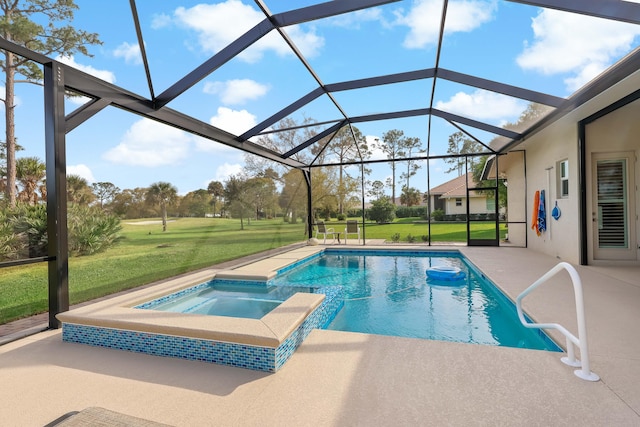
[3,0,640,168]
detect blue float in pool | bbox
[426,266,466,281]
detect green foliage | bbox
[7,202,48,257]
[0,202,122,261]
[147,182,178,232]
[390,232,400,243]
[92,182,120,209]
[0,209,25,260]
[431,209,445,221]
[421,234,429,242]
[368,197,396,224]
[444,131,483,176]
[396,205,427,218]
[336,213,346,221]
[400,186,422,207]
[406,234,416,243]
[1,0,102,206]
[67,174,95,205]
[16,156,46,205]
[67,205,122,256]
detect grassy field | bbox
[0,217,506,325]
[356,217,506,242]
[0,218,306,324]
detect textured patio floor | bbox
[1,246,639,426]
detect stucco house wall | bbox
[510,70,640,264]
[445,196,492,216]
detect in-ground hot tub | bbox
[137,281,319,319]
[57,266,343,372]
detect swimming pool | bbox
[142,249,559,352]
[269,249,560,351]
[58,247,559,372]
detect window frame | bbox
[557,159,569,198]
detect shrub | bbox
[407,234,416,243]
[7,202,48,258]
[369,197,396,224]
[390,233,400,243]
[336,213,346,221]
[396,206,427,218]
[431,209,445,221]
[421,234,429,242]
[0,211,26,261]
[68,205,122,256]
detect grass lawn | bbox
[327,217,507,242]
[0,216,506,325]
[0,217,306,324]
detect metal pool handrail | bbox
[515,262,600,382]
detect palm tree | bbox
[67,174,95,205]
[16,156,46,205]
[146,182,178,232]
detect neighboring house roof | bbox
[429,173,479,198]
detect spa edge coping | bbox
[56,266,326,348]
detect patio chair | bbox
[315,220,336,244]
[344,220,361,244]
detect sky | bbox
[3,0,640,197]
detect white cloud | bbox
[174,0,323,62]
[151,13,172,29]
[328,8,385,28]
[396,0,496,48]
[194,107,258,153]
[103,118,191,167]
[435,89,524,122]
[209,107,257,135]
[113,42,142,65]
[214,162,244,182]
[203,79,269,105]
[283,24,325,59]
[517,9,640,92]
[67,164,95,183]
[56,55,116,83]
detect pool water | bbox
[141,283,315,319]
[269,250,561,351]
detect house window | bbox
[455,198,462,206]
[486,198,495,211]
[557,159,569,198]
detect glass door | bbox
[592,153,636,260]
[467,185,500,246]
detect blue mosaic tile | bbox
[211,278,270,287]
[61,284,344,372]
[62,323,277,372]
[135,281,211,309]
[324,248,463,258]
[275,251,323,275]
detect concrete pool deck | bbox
[1,245,639,425]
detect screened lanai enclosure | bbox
[1,0,640,332]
